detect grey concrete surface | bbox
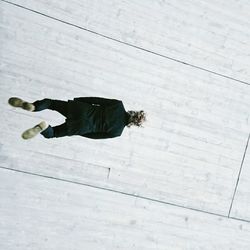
[1,0,250,249]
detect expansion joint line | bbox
[1,0,250,87]
[1,166,250,224]
[228,132,250,217]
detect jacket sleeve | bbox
[82,132,118,139]
[74,97,120,106]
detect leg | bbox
[33,99,68,117]
[41,122,68,139]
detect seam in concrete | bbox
[1,0,250,87]
[1,166,250,224]
[228,132,250,216]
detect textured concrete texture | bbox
[1,0,250,249]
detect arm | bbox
[74,97,120,106]
[82,132,118,139]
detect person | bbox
[8,97,146,140]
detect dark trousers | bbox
[33,99,68,138]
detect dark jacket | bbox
[66,97,129,139]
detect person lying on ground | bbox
[8,97,146,140]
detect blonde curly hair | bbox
[127,110,146,127]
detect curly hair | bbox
[127,110,146,127]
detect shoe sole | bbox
[8,97,35,111]
[8,97,23,107]
[22,121,48,140]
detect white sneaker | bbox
[22,121,48,140]
[8,97,35,111]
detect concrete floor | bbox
[1,0,250,249]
